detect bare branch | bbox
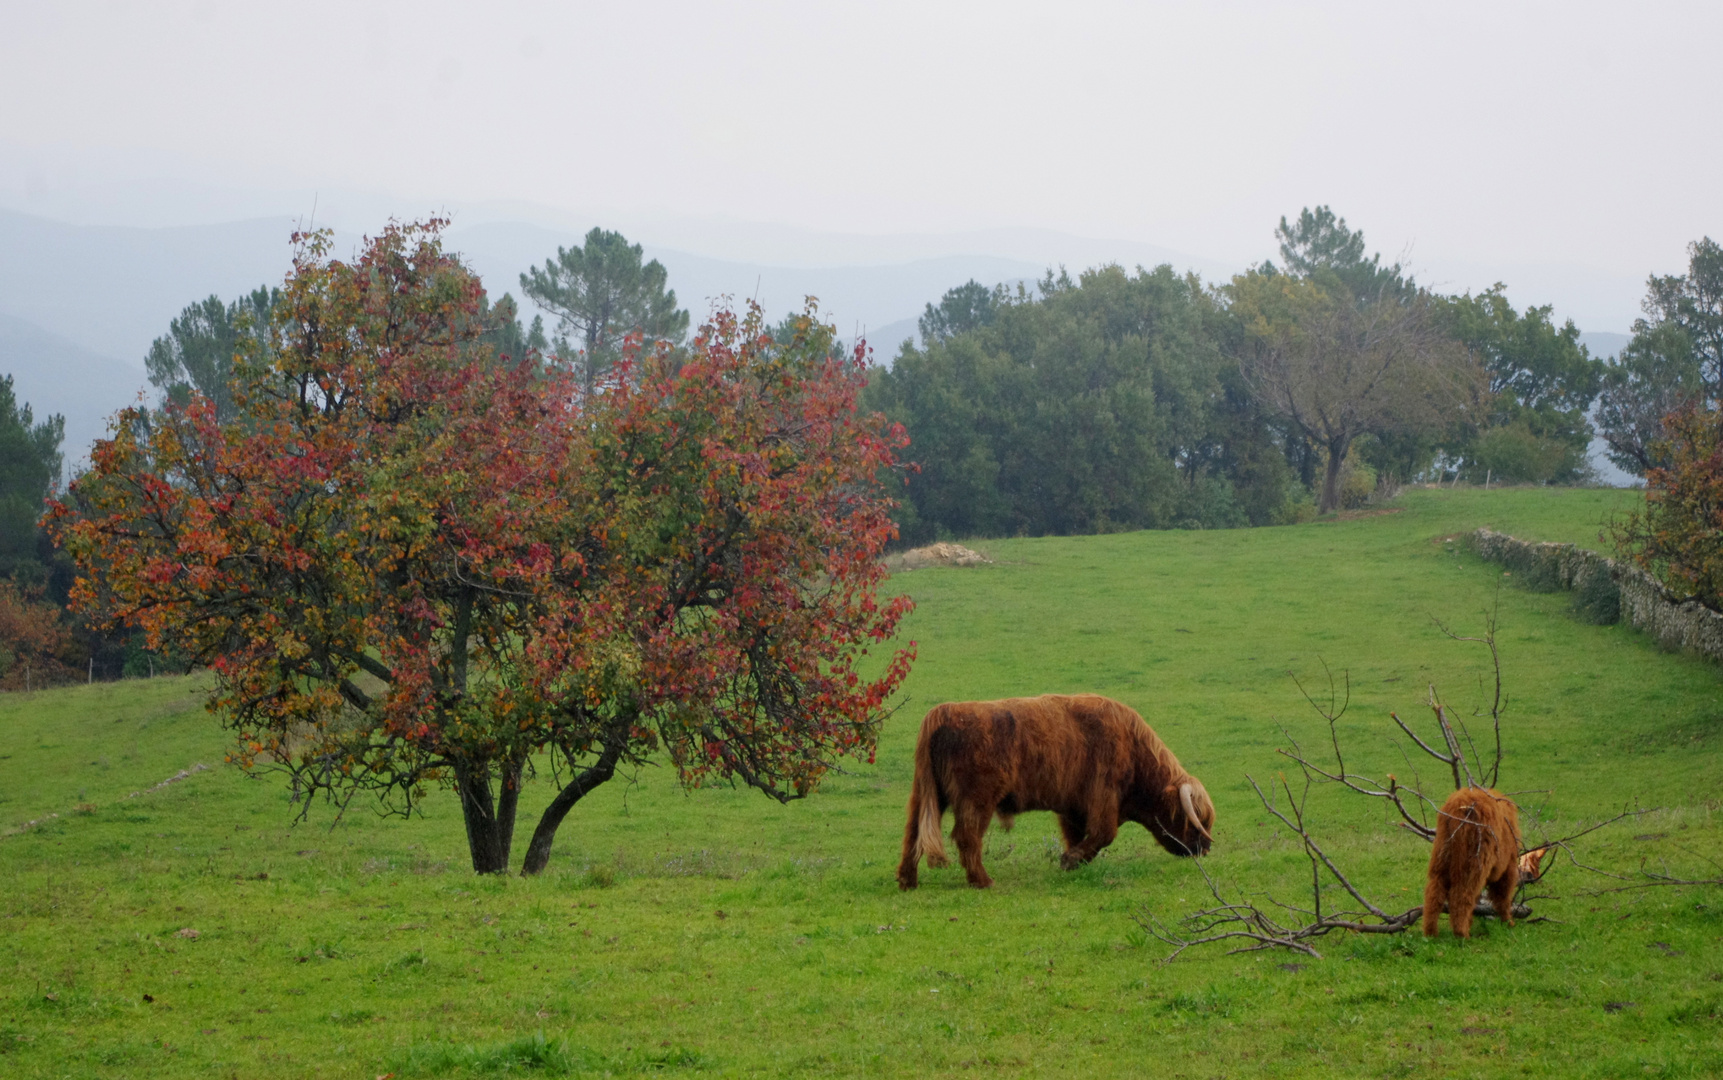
[1143,618,1667,961]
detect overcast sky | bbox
[2,0,1718,329]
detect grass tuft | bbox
[394,1031,705,1076]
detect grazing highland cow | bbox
[896,694,1215,890]
[1423,786,1522,938]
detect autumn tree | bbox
[56,222,914,875]
[0,580,77,689]
[1611,403,1723,611]
[519,227,689,395]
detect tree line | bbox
[864,207,1648,542]
[3,212,1720,692]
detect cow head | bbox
[1143,776,1215,857]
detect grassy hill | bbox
[2,486,1719,1078]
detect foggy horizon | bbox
[3,0,1719,338]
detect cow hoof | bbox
[897,875,917,891]
[1059,852,1084,871]
[966,876,993,889]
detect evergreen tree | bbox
[0,375,64,586]
[519,228,689,394]
[145,286,277,422]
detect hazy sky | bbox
[2,0,1718,328]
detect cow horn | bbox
[1179,782,1212,841]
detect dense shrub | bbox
[866,265,1291,541]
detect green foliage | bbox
[1467,420,1584,486]
[1643,236,1723,400]
[1269,204,1410,300]
[477,292,548,368]
[866,263,1288,540]
[0,376,74,687]
[144,286,277,423]
[1441,286,1602,484]
[1598,237,1723,476]
[1336,450,1375,510]
[519,227,689,394]
[1572,563,1622,624]
[917,279,1007,345]
[0,375,62,586]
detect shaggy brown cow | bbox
[1422,786,1522,938]
[896,694,1215,890]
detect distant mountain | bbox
[0,209,1053,369]
[862,318,921,361]
[445,220,1044,341]
[0,208,307,363]
[0,312,149,469]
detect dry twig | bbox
[1138,616,1674,961]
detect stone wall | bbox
[1471,528,1723,662]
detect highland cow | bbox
[896,694,1215,890]
[1423,786,1522,938]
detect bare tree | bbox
[1233,276,1482,512]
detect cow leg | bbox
[896,823,920,890]
[1486,865,1519,928]
[952,801,995,889]
[1057,812,1086,857]
[1060,803,1119,870]
[1422,872,1445,937]
[1448,884,1475,938]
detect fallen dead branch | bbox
[1139,607,1675,961]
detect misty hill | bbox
[0,207,1243,374]
[0,209,1058,368]
[444,220,1046,343]
[0,312,148,469]
[0,209,304,364]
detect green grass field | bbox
[3,485,1720,1078]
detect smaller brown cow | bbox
[897,694,1215,890]
[1423,786,1522,938]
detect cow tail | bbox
[912,710,949,869]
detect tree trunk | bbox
[1318,435,1351,514]
[454,756,523,874]
[1293,434,1318,490]
[519,741,625,876]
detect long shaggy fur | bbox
[896,694,1214,890]
[1423,786,1522,938]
